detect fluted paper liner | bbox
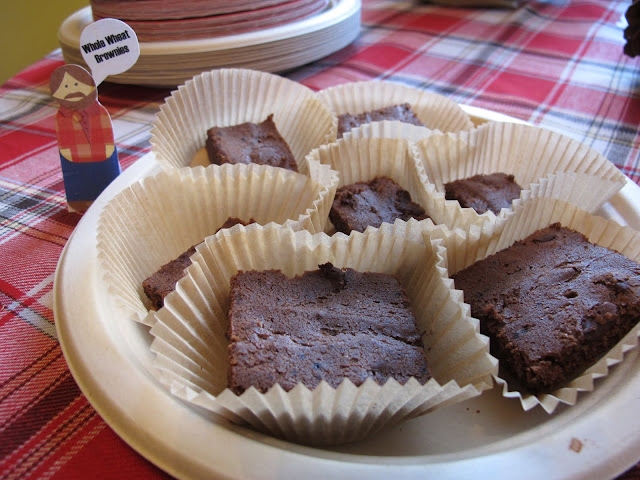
[430,0,520,6]
[150,68,337,170]
[306,136,491,233]
[414,121,627,228]
[343,119,440,142]
[148,225,497,446]
[440,196,640,414]
[316,80,474,141]
[96,163,338,326]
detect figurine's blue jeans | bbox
[59,147,121,201]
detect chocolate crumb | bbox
[569,438,583,453]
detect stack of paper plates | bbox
[58,0,361,87]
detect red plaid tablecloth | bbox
[1,0,639,478]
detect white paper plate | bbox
[54,107,640,479]
[57,1,361,87]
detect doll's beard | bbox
[59,90,97,111]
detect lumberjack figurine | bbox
[49,64,121,212]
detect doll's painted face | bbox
[50,65,97,111]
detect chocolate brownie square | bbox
[143,217,253,309]
[444,172,522,215]
[329,176,429,234]
[337,103,424,138]
[205,114,298,172]
[624,0,640,57]
[452,223,640,394]
[227,263,431,394]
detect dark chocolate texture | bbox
[444,172,522,215]
[329,176,429,234]
[227,263,431,394]
[205,114,298,172]
[624,0,640,57]
[452,223,640,394]
[337,103,424,138]
[142,217,253,309]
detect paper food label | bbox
[80,18,140,86]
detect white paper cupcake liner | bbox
[96,163,338,326]
[306,136,492,234]
[413,121,627,229]
[517,171,626,213]
[150,68,337,170]
[430,0,520,6]
[316,80,474,141]
[440,196,640,413]
[342,119,440,142]
[149,224,497,446]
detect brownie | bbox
[227,263,431,394]
[624,0,640,57]
[329,176,430,234]
[205,114,298,172]
[142,217,253,309]
[444,172,522,215]
[337,103,424,138]
[452,223,640,394]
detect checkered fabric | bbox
[0,0,638,478]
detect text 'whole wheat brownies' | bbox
[205,114,298,172]
[452,223,640,394]
[227,263,431,394]
[337,103,424,138]
[329,176,430,234]
[444,172,522,215]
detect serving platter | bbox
[54,107,640,479]
[57,0,361,87]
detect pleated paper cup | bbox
[306,136,491,234]
[342,119,439,142]
[518,171,626,212]
[148,224,497,446]
[441,196,640,413]
[150,68,337,170]
[96,163,338,326]
[430,0,520,6]
[414,121,627,228]
[316,80,474,141]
